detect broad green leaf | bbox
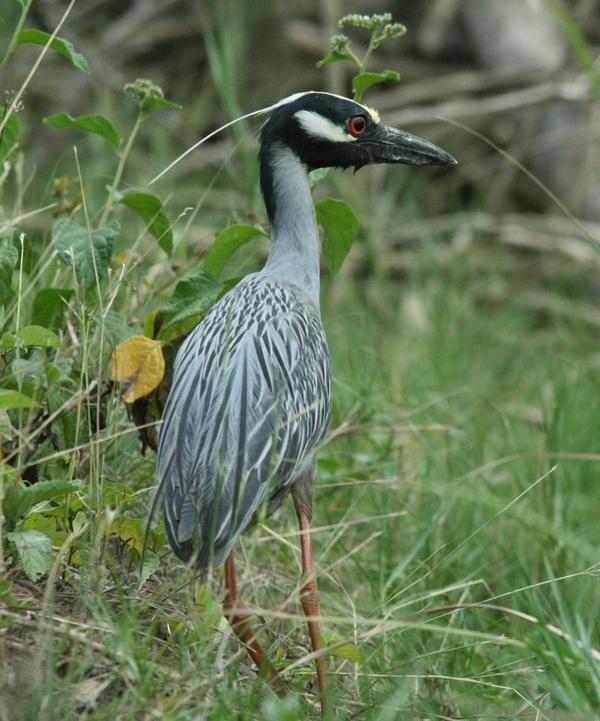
[352,70,400,97]
[101,479,135,507]
[0,333,16,350]
[140,549,160,584]
[21,514,63,546]
[204,224,267,278]
[159,309,214,344]
[143,309,158,340]
[6,530,53,581]
[0,579,17,615]
[0,409,13,439]
[120,192,172,256]
[97,310,128,346]
[31,288,73,330]
[0,237,19,305]
[158,269,223,342]
[17,325,63,348]
[140,96,181,118]
[0,238,18,270]
[316,49,357,68]
[0,388,39,409]
[11,358,45,399]
[147,522,168,550]
[43,113,121,149]
[111,336,165,402]
[4,478,84,527]
[0,464,17,484]
[327,641,365,663]
[0,109,20,163]
[45,363,61,385]
[315,197,359,276]
[54,218,119,288]
[16,30,89,73]
[322,629,365,662]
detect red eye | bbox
[348,114,368,137]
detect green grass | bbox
[2,235,599,720]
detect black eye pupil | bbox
[349,116,367,136]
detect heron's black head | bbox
[259,91,457,173]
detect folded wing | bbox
[156,276,331,567]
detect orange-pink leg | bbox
[297,510,328,714]
[223,551,287,697]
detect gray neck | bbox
[262,144,320,303]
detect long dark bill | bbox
[369,124,457,166]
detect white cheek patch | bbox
[294,110,357,143]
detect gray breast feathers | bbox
[155,275,331,567]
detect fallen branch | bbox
[385,79,591,127]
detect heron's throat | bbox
[260,143,320,301]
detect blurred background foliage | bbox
[4,0,600,303]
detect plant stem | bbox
[0,0,33,73]
[15,233,25,474]
[0,0,77,139]
[0,469,4,577]
[100,111,143,224]
[353,32,378,102]
[360,35,377,73]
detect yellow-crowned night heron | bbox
[155,91,456,710]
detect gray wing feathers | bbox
[156,276,331,567]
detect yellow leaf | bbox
[108,518,145,553]
[111,335,165,402]
[326,640,365,663]
[112,250,137,265]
